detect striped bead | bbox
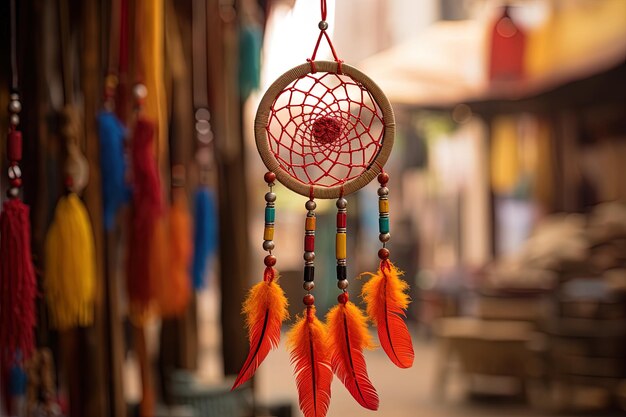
[265,206,275,223]
[335,233,347,260]
[379,217,390,234]
[264,226,274,241]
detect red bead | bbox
[10,178,22,188]
[378,248,390,260]
[303,294,315,306]
[64,176,74,189]
[264,255,277,267]
[338,292,349,304]
[304,234,315,252]
[7,130,22,162]
[264,171,276,184]
[336,212,347,228]
[378,172,389,185]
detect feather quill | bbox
[326,301,379,410]
[232,270,288,390]
[287,307,333,417]
[361,260,414,369]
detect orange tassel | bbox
[156,189,192,317]
[326,301,379,410]
[287,306,333,417]
[361,260,414,369]
[232,269,288,390]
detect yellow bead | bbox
[264,226,274,241]
[379,199,389,213]
[335,233,347,260]
[305,216,316,231]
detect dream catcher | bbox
[233,2,414,416]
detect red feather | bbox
[287,306,333,417]
[326,301,379,410]
[232,269,288,390]
[361,260,414,368]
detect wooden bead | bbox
[338,292,349,304]
[264,171,276,184]
[264,255,277,267]
[304,234,315,252]
[7,130,22,162]
[378,248,390,260]
[303,294,315,306]
[378,172,389,185]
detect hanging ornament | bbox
[44,108,97,330]
[233,1,411,415]
[361,171,414,369]
[0,0,37,371]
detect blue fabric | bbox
[192,188,218,290]
[97,111,129,230]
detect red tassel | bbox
[0,199,36,368]
[127,117,164,318]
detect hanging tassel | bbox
[0,199,37,368]
[361,260,414,369]
[232,267,288,390]
[326,300,379,410]
[191,187,218,290]
[97,110,128,230]
[287,306,333,417]
[44,193,96,329]
[127,116,163,318]
[156,189,192,317]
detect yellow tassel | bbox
[44,193,96,330]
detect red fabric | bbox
[127,117,163,315]
[0,199,36,369]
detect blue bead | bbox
[265,206,275,223]
[379,217,390,234]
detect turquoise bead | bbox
[379,217,390,234]
[265,206,275,223]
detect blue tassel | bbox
[192,187,218,290]
[238,23,262,100]
[9,363,27,397]
[97,111,129,230]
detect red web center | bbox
[312,116,342,144]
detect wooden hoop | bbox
[255,60,395,199]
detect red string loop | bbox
[308,2,342,72]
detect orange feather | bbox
[361,260,414,368]
[287,307,333,417]
[232,270,289,390]
[326,301,379,410]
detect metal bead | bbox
[336,197,347,209]
[262,240,275,251]
[337,279,349,290]
[305,200,317,211]
[318,20,328,30]
[10,93,19,101]
[8,100,21,114]
[265,192,276,203]
[8,165,21,179]
[303,281,315,291]
[378,187,389,197]
[303,251,315,262]
[10,114,19,126]
[133,83,148,100]
[379,233,391,243]
[7,187,19,198]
